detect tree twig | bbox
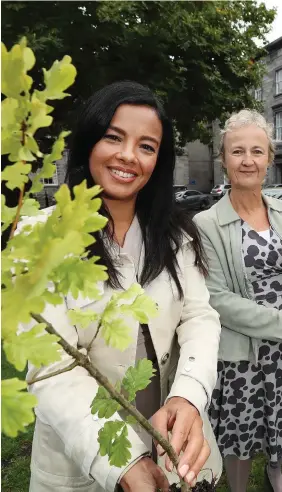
[27,361,78,385]
[31,312,189,492]
[86,320,102,353]
[9,185,25,240]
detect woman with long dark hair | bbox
[27,81,222,492]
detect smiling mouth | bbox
[108,167,138,181]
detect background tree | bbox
[2,0,276,145]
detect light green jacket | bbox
[194,192,282,363]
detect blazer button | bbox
[161,353,169,365]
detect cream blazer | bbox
[20,209,222,491]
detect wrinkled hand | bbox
[119,457,169,492]
[151,397,210,487]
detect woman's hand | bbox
[151,396,210,486]
[119,457,169,492]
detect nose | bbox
[242,151,254,166]
[117,143,137,164]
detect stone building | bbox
[36,151,68,208]
[254,36,282,184]
[175,35,282,190]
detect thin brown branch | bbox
[86,320,102,353]
[9,184,25,240]
[31,312,189,492]
[27,361,78,385]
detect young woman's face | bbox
[89,104,162,201]
[223,124,270,190]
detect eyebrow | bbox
[231,144,265,149]
[108,125,160,145]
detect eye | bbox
[141,143,156,153]
[232,149,243,155]
[253,149,263,154]
[104,134,121,142]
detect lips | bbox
[108,167,138,183]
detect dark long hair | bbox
[66,81,207,298]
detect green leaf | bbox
[1,194,17,231]
[20,198,41,217]
[48,130,70,162]
[43,55,77,100]
[113,283,144,302]
[29,174,44,194]
[98,420,131,467]
[1,98,19,129]
[1,378,37,437]
[122,359,156,401]
[18,146,36,162]
[3,324,61,372]
[125,414,138,425]
[121,293,159,324]
[110,424,132,467]
[28,93,53,135]
[1,39,33,98]
[91,386,121,419]
[101,318,132,351]
[1,162,31,190]
[68,308,99,329]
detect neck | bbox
[103,196,136,246]
[229,187,264,215]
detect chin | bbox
[102,189,137,201]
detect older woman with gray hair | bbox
[194,109,282,492]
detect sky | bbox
[262,0,282,43]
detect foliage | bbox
[1,39,159,472]
[1,1,276,144]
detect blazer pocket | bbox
[31,419,95,488]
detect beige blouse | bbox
[119,217,161,450]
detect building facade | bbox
[253,36,282,184]
[175,36,282,190]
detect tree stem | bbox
[9,184,25,240]
[27,361,78,385]
[31,312,189,492]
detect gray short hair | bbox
[219,109,275,163]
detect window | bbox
[254,88,262,101]
[276,112,282,141]
[276,69,282,95]
[42,165,58,186]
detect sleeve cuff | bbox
[167,375,208,417]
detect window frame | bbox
[275,69,282,96]
[254,88,262,101]
[42,164,59,186]
[275,111,282,142]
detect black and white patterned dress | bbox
[209,221,282,466]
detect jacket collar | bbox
[216,190,282,226]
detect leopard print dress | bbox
[209,221,282,466]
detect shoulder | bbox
[262,193,282,213]
[193,202,218,230]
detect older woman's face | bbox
[223,124,270,190]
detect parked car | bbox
[176,190,211,210]
[173,185,188,194]
[264,184,282,189]
[210,184,231,200]
[263,188,282,200]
